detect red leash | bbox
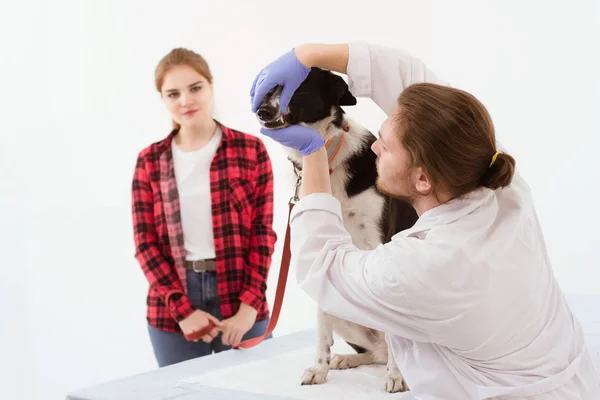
[233,200,296,349]
[184,322,216,342]
[233,167,303,349]
[183,191,297,346]
[185,130,347,348]
[234,131,345,349]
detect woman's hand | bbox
[178,310,222,343]
[260,125,325,156]
[220,303,258,347]
[250,49,310,114]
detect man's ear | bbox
[415,167,433,196]
[327,72,357,106]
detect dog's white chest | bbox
[328,170,385,251]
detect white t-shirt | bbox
[171,127,222,261]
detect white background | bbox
[1,0,598,399]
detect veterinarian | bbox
[132,47,276,367]
[250,43,600,399]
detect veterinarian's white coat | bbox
[289,42,600,399]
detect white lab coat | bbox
[289,42,600,399]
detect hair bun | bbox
[481,152,516,189]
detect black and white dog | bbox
[256,67,419,393]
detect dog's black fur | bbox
[256,67,418,393]
[258,67,418,242]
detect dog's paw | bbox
[300,367,328,385]
[330,354,356,370]
[385,373,409,393]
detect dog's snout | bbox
[257,107,274,121]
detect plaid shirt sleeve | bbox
[239,140,277,310]
[132,153,195,323]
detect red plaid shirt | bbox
[131,122,277,332]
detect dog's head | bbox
[256,67,357,131]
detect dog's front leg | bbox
[300,309,333,385]
[384,332,409,393]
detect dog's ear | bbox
[339,88,357,106]
[326,72,357,106]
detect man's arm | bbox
[288,192,434,342]
[295,42,447,116]
[300,147,332,197]
[294,43,349,74]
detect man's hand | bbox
[179,310,222,343]
[250,49,310,114]
[260,125,325,156]
[220,303,258,347]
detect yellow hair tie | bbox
[489,151,500,167]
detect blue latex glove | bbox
[250,49,310,113]
[260,125,325,156]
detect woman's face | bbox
[160,64,214,128]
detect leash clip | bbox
[289,165,302,205]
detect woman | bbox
[250,43,600,398]
[132,47,276,367]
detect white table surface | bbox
[66,294,600,400]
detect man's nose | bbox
[371,140,380,155]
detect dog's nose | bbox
[257,107,274,121]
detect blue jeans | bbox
[148,270,272,367]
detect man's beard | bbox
[376,175,418,206]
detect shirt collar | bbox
[399,188,495,237]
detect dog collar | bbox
[289,121,349,176]
[324,122,349,173]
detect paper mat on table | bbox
[178,341,413,399]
